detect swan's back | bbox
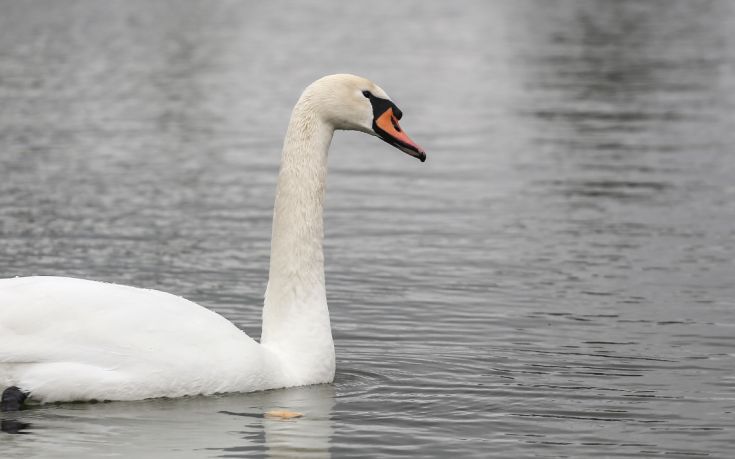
[0,277,267,402]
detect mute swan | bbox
[0,74,425,409]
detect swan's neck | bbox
[261,98,336,384]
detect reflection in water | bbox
[219,385,335,459]
[1,418,31,435]
[0,385,335,457]
[262,385,334,459]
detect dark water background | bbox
[1,0,734,457]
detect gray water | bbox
[1,0,734,457]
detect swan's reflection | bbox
[260,384,335,459]
[0,385,335,457]
[1,418,31,434]
[217,384,335,458]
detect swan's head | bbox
[302,74,426,162]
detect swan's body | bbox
[0,276,279,402]
[0,74,425,405]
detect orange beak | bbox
[374,107,426,162]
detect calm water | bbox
[1,0,735,457]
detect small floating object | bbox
[265,409,304,419]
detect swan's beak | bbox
[373,107,426,162]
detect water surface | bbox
[1,0,734,457]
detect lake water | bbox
[1,0,734,457]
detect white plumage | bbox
[0,276,275,402]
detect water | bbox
[1,0,734,457]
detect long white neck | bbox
[260,95,336,385]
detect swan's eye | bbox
[362,90,372,98]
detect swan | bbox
[0,74,425,409]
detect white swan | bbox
[0,74,425,407]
